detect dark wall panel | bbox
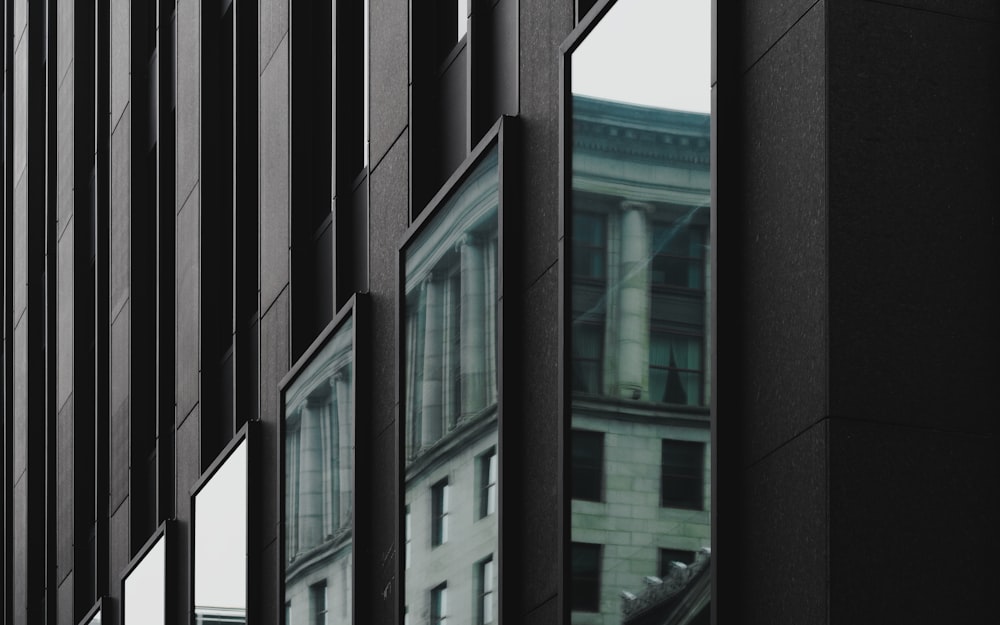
[739,0,826,465]
[172,404,199,625]
[259,0,288,71]
[739,421,828,625]
[827,1,999,434]
[56,399,74,584]
[110,0,129,126]
[367,133,407,436]
[369,0,408,169]
[740,0,818,70]
[516,0,571,285]
[110,109,130,317]
[259,286,289,424]
[512,266,560,615]
[176,0,200,207]
[829,418,995,624]
[260,37,290,314]
[175,189,200,423]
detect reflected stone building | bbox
[402,147,501,625]
[284,322,355,625]
[570,96,711,625]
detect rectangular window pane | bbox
[568,1,712,622]
[661,439,705,510]
[403,145,500,625]
[283,317,354,625]
[570,543,601,613]
[571,430,603,502]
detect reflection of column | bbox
[324,391,339,534]
[421,277,443,446]
[286,410,301,557]
[617,201,652,400]
[298,399,323,549]
[334,369,352,527]
[458,234,486,417]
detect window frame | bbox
[430,478,451,547]
[278,294,370,625]
[477,447,498,519]
[559,1,717,623]
[397,117,514,625]
[569,542,602,613]
[660,438,706,511]
[570,429,603,503]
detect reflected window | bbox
[431,479,450,546]
[430,583,448,625]
[283,315,355,625]
[567,0,712,622]
[476,557,495,625]
[570,543,601,613]
[477,449,497,518]
[123,533,166,625]
[403,142,500,625]
[661,439,704,510]
[571,430,603,502]
[310,582,328,625]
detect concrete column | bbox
[334,370,352,527]
[297,399,323,549]
[421,276,444,446]
[323,391,339,535]
[616,200,652,400]
[458,234,487,417]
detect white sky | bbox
[195,441,248,611]
[123,536,166,625]
[572,0,711,113]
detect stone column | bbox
[616,200,652,400]
[421,276,444,446]
[297,398,324,549]
[323,391,339,534]
[334,370,352,527]
[458,234,487,417]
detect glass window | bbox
[477,557,495,625]
[311,582,328,625]
[430,583,448,625]
[123,533,166,625]
[403,143,500,625]
[567,0,712,622]
[478,449,497,518]
[431,479,450,546]
[570,543,601,613]
[194,438,248,625]
[661,439,705,510]
[283,314,355,625]
[571,430,603,502]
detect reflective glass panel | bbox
[284,318,354,625]
[569,0,712,623]
[123,534,166,625]
[403,145,499,625]
[194,439,248,625]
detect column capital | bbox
[620,199,655,214]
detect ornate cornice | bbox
[572,95,710,167]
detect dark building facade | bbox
[2,0,998,624]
